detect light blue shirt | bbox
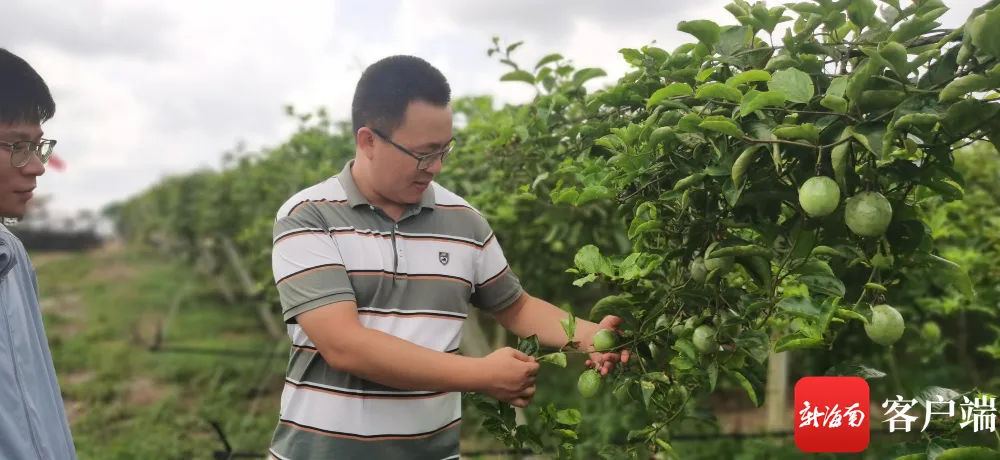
[0,224,77,460]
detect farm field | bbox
[33,0,1000,458]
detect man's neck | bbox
[350,159,406,220]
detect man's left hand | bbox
[585,315,631,375]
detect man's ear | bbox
[356,127,377,160]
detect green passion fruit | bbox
[844,191,893,237]
[592,329,619,352]
[799,176,841,217]
[864,304,905,346]
[578,369,602,397]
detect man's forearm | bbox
[495,292,604,349]
[316,327,487,393]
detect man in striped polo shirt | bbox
[268,55,630,460]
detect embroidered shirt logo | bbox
[438,251,450,265]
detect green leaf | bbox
[678,19,722,48]
[729,368,766,407]
[727,69,772,87]
[847,0,877,30]
[798,273,846,297]
[768,68,815,104]
[740,90,787,117]
[943,99,1000,139]
[553,428,578,440]
[888,16,941,44]
[699,117,745,137]
[919,253,975,300]
[555,409,582,426]
[707,361,719,391]
[574,245,615,277]
[647,83,695,109]
[572,68,607,87]
[535,53,563,69]
[774,331,824,353]
[824,361,887,380]
[915,386,963,407]
[820,94,848,113]
[517,335,540,357]
[695,82,743,102]
[836,308,868,324]
[852,122,888,159]
[735,329,770,364]
[575,185,615,205]
[572,273,597,287]
[551,187,580,205]
[826,75,849,98]
[500,70,536,85]
[672,338,699,361]
[940,74,991,102]
[831,126,853,190]
[560,311,577,343]
[773,123,820,144]
[776,295,821,321]
[640,380,656,408]
[935,447,1000,460]
[971,6,1000,59]
[537,352,567,368]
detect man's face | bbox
[364,100,453,205]
[0,122,46,219]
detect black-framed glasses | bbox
[369,128,455,170]
[0,139,56,167]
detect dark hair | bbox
[351,55,450,137]
[0,48,56,126]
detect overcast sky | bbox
[1,0,985,216]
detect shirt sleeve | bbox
[272,204,356,324]
[470,230,524,313]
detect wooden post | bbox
[765,347,789,433]
[219,236,283,341]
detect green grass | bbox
[34,246,287,460]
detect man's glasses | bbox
[0,139,57,168]
[369,128,455,170]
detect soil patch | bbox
[127,376,167,406]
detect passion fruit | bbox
[689,256,709,282]
[578,369,602,398]
[844,191,893,237]
[799,176,841,217]
[864,304,905,346]
[692,324,719,355]
[921,321,941,341]
[703,243,734,274]
[592,329,619,352]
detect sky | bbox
[1,0,987,217]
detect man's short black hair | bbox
[0,48,56,126]
[351,55,450,137]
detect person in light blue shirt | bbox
[0,47,77,460]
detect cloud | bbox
[0,0,174,60]
[5,0,991,220]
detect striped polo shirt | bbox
[268,159,524,460]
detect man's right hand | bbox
[476,347,540,407]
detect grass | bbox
[34,245,287,460]
[32,244,526,460]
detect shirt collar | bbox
[337,159,437,211]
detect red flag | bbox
[47,154,66,172]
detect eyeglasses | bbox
[0,139,57,167]
[369,128,455,170]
